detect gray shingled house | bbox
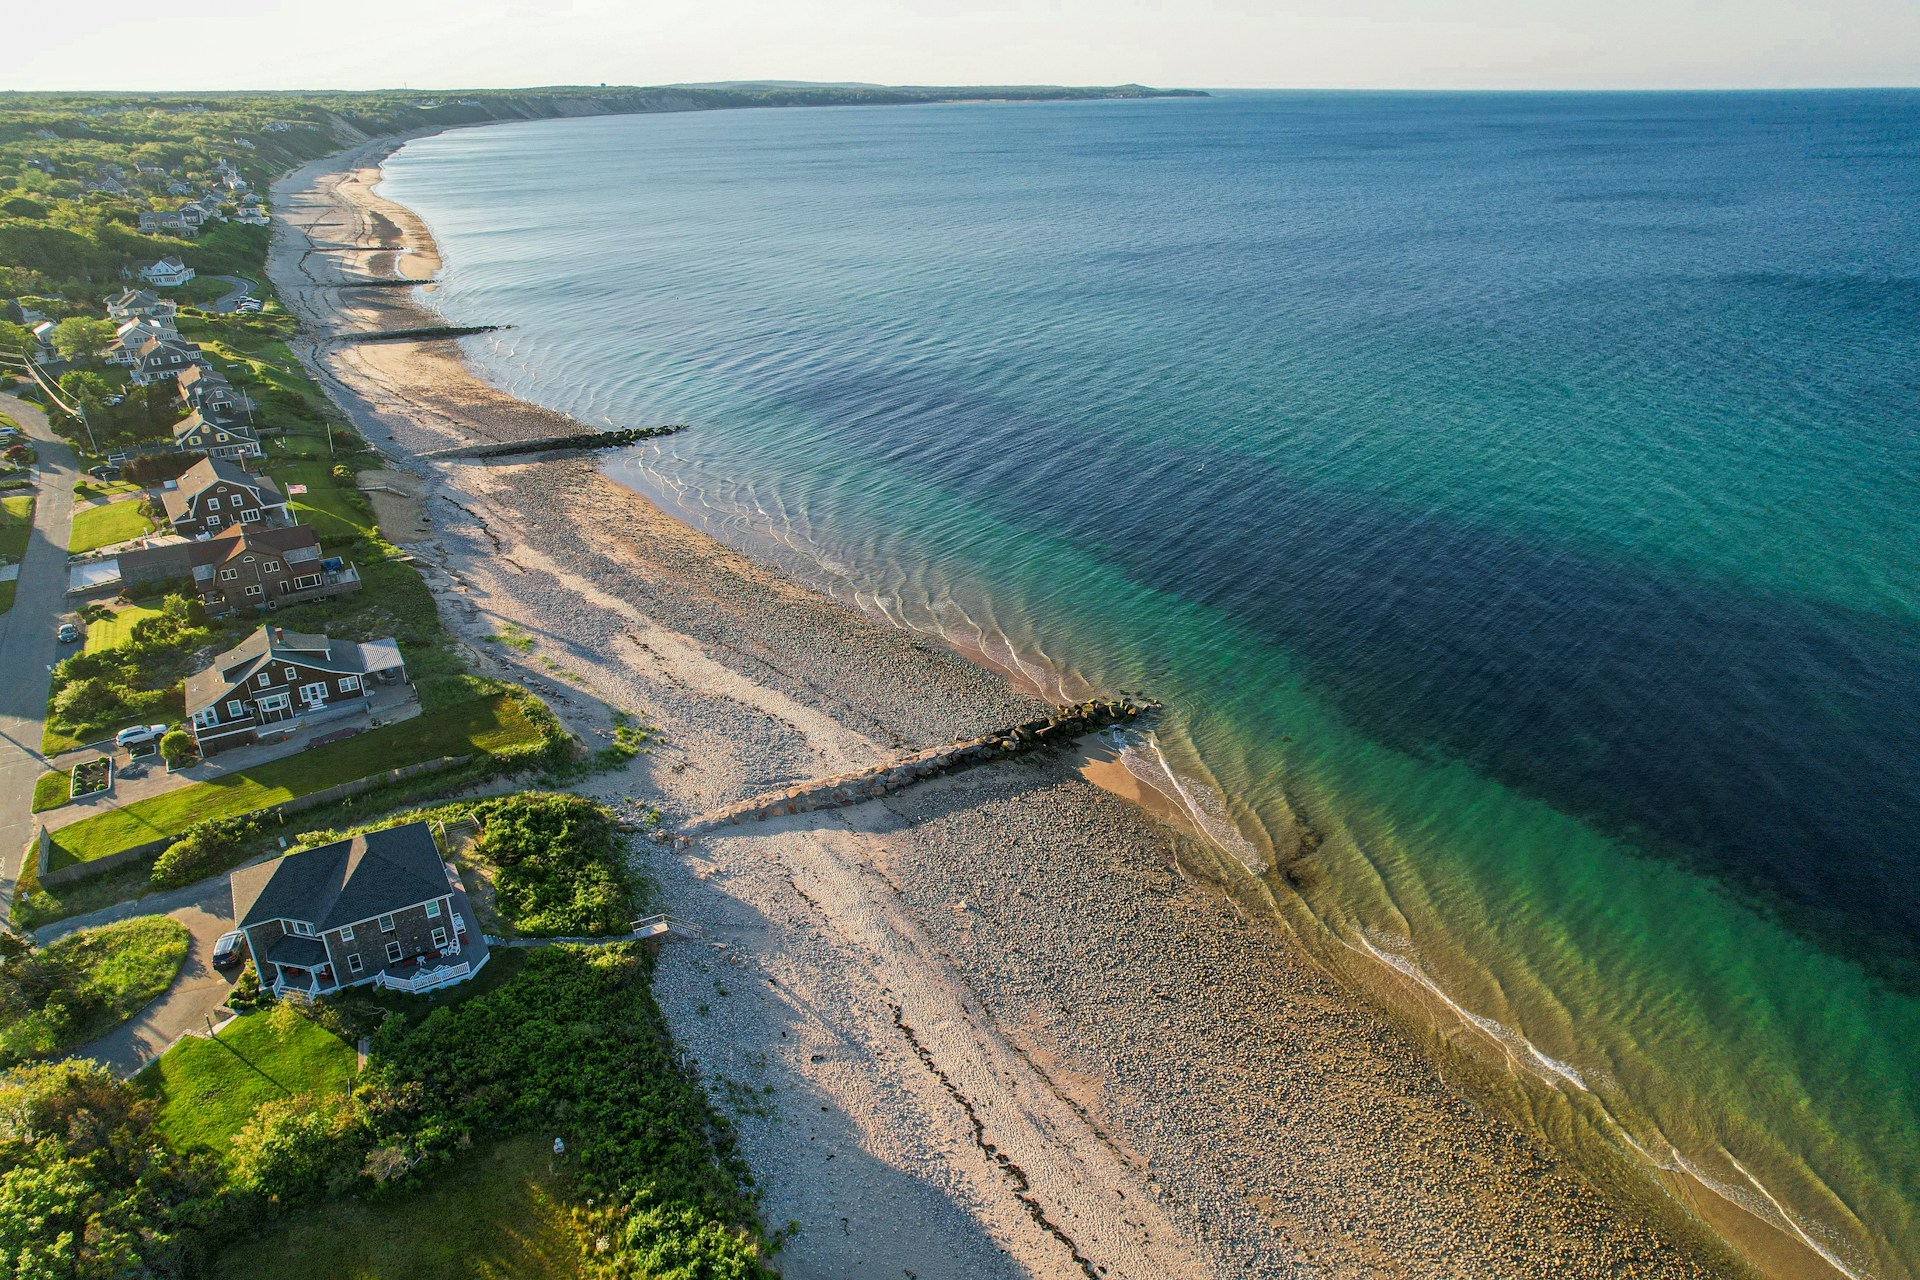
[231,821,487,997]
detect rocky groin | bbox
[420,424,687,462]
[684,697,1154,832]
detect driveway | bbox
[49,872,241,1077]
[0,391,78,917]
[205,275,256,313]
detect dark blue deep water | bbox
[382,92,1920,1278]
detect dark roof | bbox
[185,623,384,713]
[233,823,450,933]
[264,935,328,968]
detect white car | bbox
[115,724,169,749]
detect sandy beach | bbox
[266,134,1740,1280]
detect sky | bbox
[7,0,1918,92]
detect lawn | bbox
[83,602,167,653]
[141,1004,358,1155]
[0,493,34,561]
[0,915,188,1065]
[211,1133,584,1280]
[74,478,142,500]
[270,456,375,542]
[48,692,544,866]
[68,497,156,553]
[31,771,68,812]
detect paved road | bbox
[0,392,78,918]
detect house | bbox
[127,336,206,385]
[190,524,361,616]
[135,257,195,287]
[234,199,270,227]
[166,181,194,197]
[177,364,242,414]
[29,321,57,361]
[172,408,261,459]
[116,522,360,615]
[105,287,178,324]
[107,318,176,365]
[184,624,408,755]
[137,210,194,237]
[160,456,289,537]
[230,821,485,998]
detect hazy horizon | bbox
[9,0,1918,94]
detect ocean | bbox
[378,90,1920,1279]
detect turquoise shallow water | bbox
[380,91,1920,1278]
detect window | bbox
[290,574,321,591]
[425,899,442,919]
[431,928,448,949]
[241,508,262,523]
[300,681,327,706]
[206,515,221,528]
[206,496,221,509]
[219,568,238,581]
[257,692,289,713]
[291,921,312,936]
[257,672,270,688]
[244,585,262,599]
[385,941,402,963]
[340,675,361,691]
[226,699,243,717]
[347,953,363,974]
[340,923,354,942]
[262,561,279,573]
[378,915,395,932]
[283,667,297,682]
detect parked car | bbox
[55,622,79,644]
[87,465,119,480]
[114,723,169,749]
[212,931,246,969]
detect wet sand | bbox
[266,133,1740,1280]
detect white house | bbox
[137,257,196,288]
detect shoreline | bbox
[268,132,1747,1279]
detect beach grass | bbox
[140,1005,358,1156]
[210,1132,584,1280]
[0,493,34,560]
[68,499,155,554]
[83,603,167,653]
[46,692,543,866]
[0,915,188,1064]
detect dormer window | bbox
[291,920,313,936]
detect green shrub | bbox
[151,812,272,889]
[159,729,195,768]
[228,1090,367,1202]
[468,792,634,936]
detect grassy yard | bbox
[212,1133,583,1280]
[48,692,544,866]
[0,915,188,1065]
[82,602,167,653]
[32,770,69,812]
[68,498,155,553]
[0,493,34,561]
[0,580,13,616]
[74,478,142,500]
[141,1005,357,1155]
[270,456,375,542]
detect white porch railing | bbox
[373,960,472,994]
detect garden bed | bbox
[70,756,112,799]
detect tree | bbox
[2,197,47,219]
[158,729,194,768]
[52,676,119,723]
[0,319,31,356]
[50,316,113,362]
[58,368,112,407]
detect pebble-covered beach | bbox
[266,134,1742,1280]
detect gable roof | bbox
[232,822,450,933]
[183,622,389,715]
[172,409,257,445]
[192,523,319,570]
[160,457,284,528]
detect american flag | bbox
[286,483,308,494]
